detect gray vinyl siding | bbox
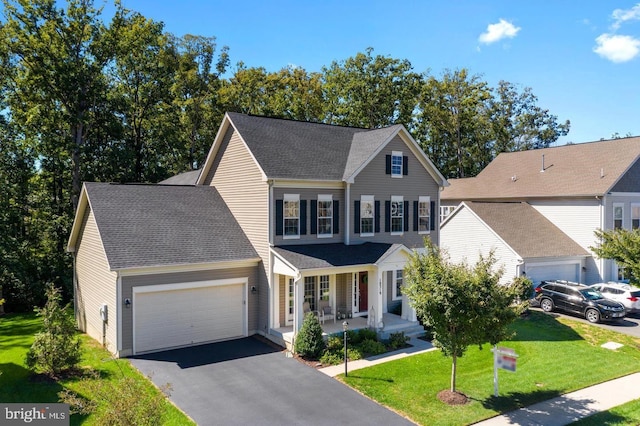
[350,135,440,248]
[74,207,118,353]
[206,126,271,334]
[611,159,640,193]
[120,266,259,354]
[273,187,345,245]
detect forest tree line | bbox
[0,0,570,310]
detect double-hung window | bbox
[393,270,403,300]
[391,151,403,177]
[632,204,640,229]
[391,196,404,234]
[284,194,300,238]
[319,275,330,301]
[418,196,430,234]
[614,203,624,230]
[360,195,374,236]
[304,276,316,311]
[317,194,333,237]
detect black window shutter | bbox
[403,156,408,175]
[310,200,317,234]
[413,201,419,232]
[385,155,391,175]
[430,200,436,231]
[275,200,283,236]
[385,200,391,232]
[354,200,361,234]
[403,201,409,232]
[333,200,339,234]
[375,201,381,233]
[300,200,307,235]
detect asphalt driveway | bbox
[130,337,414,426]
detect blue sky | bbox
[118,1,640,145]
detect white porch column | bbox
[376,268,384,329]
[293,276,305,333]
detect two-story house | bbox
[440,137,640,286]
[67,112,448,356]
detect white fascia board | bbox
[66,184,89,252]
[116,258,261,276]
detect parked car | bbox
[534,281,626,323]
[587,282,640,315]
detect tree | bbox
[591,228,640,284]
[402,241,524,396]
[322,47,421,129]
[26,284,81,376]
[294,312,325,358]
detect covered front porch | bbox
[268,243,421,349]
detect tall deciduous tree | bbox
[322,47,421,129]
[591,228,640,284]
[402,241,524,395]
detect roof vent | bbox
[540,154,545,173]
[511,175,517,182]
[601,168,604,178]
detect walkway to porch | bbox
[270,313,425,350]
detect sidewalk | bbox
[319,339,640,426]
[473,372,640,426]
[318,336,436,377]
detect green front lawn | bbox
[0,312,194,425]
[342,312,640,426]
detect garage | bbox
[133,279,247,354]
[525,262,580,286]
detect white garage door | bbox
[526,263,579,286]
[134,281,245,354]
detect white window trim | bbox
[632,203,640,230]
[283,193,300,240]
[418,195,431,235]
[440,205,455,223]
[393,270,403,301]
[317,194,333,238]
[360,195,374,237]
[391,151,403,178]
[391,195,404,235]
[613,202,624,230]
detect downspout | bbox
[268,180,274,335]
[345,182,351,245]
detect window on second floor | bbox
[284,194,300,238]
[360,196,374,236]
[440,205,456,223]
[632,204,640,230]
[317,195,333,237]
[614,203,624,230]
[391,196,404,234]
[418,196,430,234]
[391,151,403,177]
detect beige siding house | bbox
[68,112,448,356]
[441,137,640,285]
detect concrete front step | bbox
[379,324,425,340]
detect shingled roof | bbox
[70,183,258,270]
[159,169,201,185]
[199,113,447,185]
[273,242,400,270]
[458,202,589,258]
[442,137,640,200]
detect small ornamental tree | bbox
[26,284,81,377]
[403,241,524,396]
[591,228,640,284]
[294,312,325,358]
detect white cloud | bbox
[478,19,521,44]
[593,33,640,62]
[612,3,640,30]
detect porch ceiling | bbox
[272,243,398,270]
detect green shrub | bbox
[387,332,409,350]
[294,313,325,358]
[359,338,386,356]
[25,284,81,376]
[347,348,363,361]
[357,328,378,342]
[319,351,343,365]
[326,336,343,352]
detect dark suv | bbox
[535,282,626,323]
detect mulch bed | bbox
[437,390,469,405]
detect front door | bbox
[358,272,368,313]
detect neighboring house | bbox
[441,137,640,285]
[67,112,448,356]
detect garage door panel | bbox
[134,283,245,354]
[527,263,579,285]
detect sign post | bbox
[492,346,518,397]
